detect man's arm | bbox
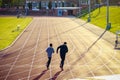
[66,46,68,53]
[56,46,60,53]
[53,48,55,53]
[46,48,48,53]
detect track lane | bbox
[0,17,120,80]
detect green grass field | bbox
[0,17,32,50]
[81,6,120,33]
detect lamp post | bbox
[25,0,28,16]
[88,0,91,22]
[106,0,111,30]
[79,0,81,16]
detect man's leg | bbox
[46,57,51,70]
[60,54,65,70]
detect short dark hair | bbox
[64,42,67,44]
[50,43,52,47]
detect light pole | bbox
[79,0,81,16]
[88,0,91,22]
[25,0,28,16]
[106,0,111,30]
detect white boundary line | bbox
[0,50,46,74]
[27,18,42,80]
[4,18,36,80]
[70,23,117,78]
[74,26,116,77]
[69,27,96,78]
[58,21,75,78]
[0,47,34,62]
[47,17,53,79]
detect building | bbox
[25,0,80,16]
[24,0,120,16]
[1,0,118,16]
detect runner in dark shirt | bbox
[56,42,68,71]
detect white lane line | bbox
[58,23,76,78]
[0,47,34,63]
[50,17,119,79]
[18,17,112,79]
[0,57,47,79]
[54,17,119,79]
[86,42,116,75]
[19,65,62,80]
[66,34,78,78]
[1,64,45,80]
[112,50,120,63]
[4,19,36,80]
[1,47,21,56]
[70,30,96,78]
[2,17,120,79]
[0,50,46,74]
[47,17,52,79]
[65,25,95,78]
[75,18,119,70]
[96,48,115,75]
[75,29,116,75]
[27,18,42,80]
[81,45,116,76]
[68,33,102,78]
[75,29,114,77]
[1,47,45,65]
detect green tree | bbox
[48,1,52,9]
[96,0,101,4]
[11,0,25,7]
[39,1,41,9]
[28,2,32,9]
[0,0,2,7]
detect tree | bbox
[39,1,41,9]
[48,1,52,9]
[28,2,32,10]
[0,0,2,7]
[11,0,25,7]
[96,0,101,4]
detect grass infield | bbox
[0,16,32,50]
[81,6,120,33]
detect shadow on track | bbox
[33,69,48,80]
[115,48,120,50]
[81,30,107,57]
[49,71,62,80]
[66,30,107,72]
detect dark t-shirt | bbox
[57,44,68,54]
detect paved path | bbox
[0,16,120,80]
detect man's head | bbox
[64,42,67,45]
[50,43,52,47]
